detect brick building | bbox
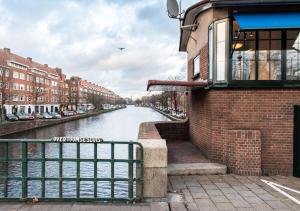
[148,0,300,176]
[0,48,69,114]
[0,48,122,115]
[67,76,122,110]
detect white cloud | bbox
[0,0,198,98]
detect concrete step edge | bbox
[167,163,227,176]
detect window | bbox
[232,20,300,82]
[12,95,19,101]
[216,21,227,81]
[208,25,214,81]
[258,31,281,80]
[13,71,19,79]
[5,69,9,77]
[287,30,300,80]
[232,31,256,80]
[19,73,25,80]
[193,56,200,77]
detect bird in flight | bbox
[118,47,125,51]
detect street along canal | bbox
[0,106,169,200]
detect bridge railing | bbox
[0,139,144,202]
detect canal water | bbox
[0,106,169,199]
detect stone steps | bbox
[168,163,227,176]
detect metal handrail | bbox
[0,139,144,202]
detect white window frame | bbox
[210,18,229,83]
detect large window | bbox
[216,21,227,81]
[193,55,200,77]
[232,31,256,80]
[232,20,300,81]
[287,30,300,80]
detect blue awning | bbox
[234,13,300,30]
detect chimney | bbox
[3,48,11,53]
[44,64,48,67]
[27,57,32,62]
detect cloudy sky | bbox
[0,0,197,98]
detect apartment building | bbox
[0,48,121,115]
[0,48,69,114]
[67,76,121,110]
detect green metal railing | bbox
[0,139,144,202]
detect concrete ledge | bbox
[138,120,188,141]
[137,139,167,168]
[168,163,227,176]
[136,139,168,199]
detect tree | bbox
[0,67,11,122]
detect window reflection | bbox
[258,32,281,80]
[232,31,256,80]
[287,30,300,80]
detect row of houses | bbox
[0,48,122,115]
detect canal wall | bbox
[152,108,183,121]
[0,108,123,137]
[138,120,189,141]
[137,120,188,199]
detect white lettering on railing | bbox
[51,137,104,143]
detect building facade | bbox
[183,0,300,176]
[0,48,122,115]
[67,76,122,110]
[148,0,300,176]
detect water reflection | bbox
[0,106,169,199]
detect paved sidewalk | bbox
[0,202,169,211]
[168,174,300,210]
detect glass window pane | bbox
[287,30,299,39]
[259,31,270,39]
[286,32,300,80]
[232,36,256,80]
[193,56,200,76]
[209,26,213,80]
[271,31,281,39]
[258,40,270,80]
[216,21,226,81]
[217,22,226,42]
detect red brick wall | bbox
[227,130,261,176]
[188,89,300,176]
[138,120,188,141]
[186,44,300,176]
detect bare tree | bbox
[0,67,11,121]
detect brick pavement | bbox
[168,174,300,210]
[1,175,300,210]
[0,202,169,211]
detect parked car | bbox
[49,112,62,119]
[34,113,44,119]
[62,110,71,117]
[5,114,18,121]
[15,112,35,120]
[69,111,77,116]
[176,112,185,119]
[76,109,85,114]
[42,113,53,119]
[62,110,76,116]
